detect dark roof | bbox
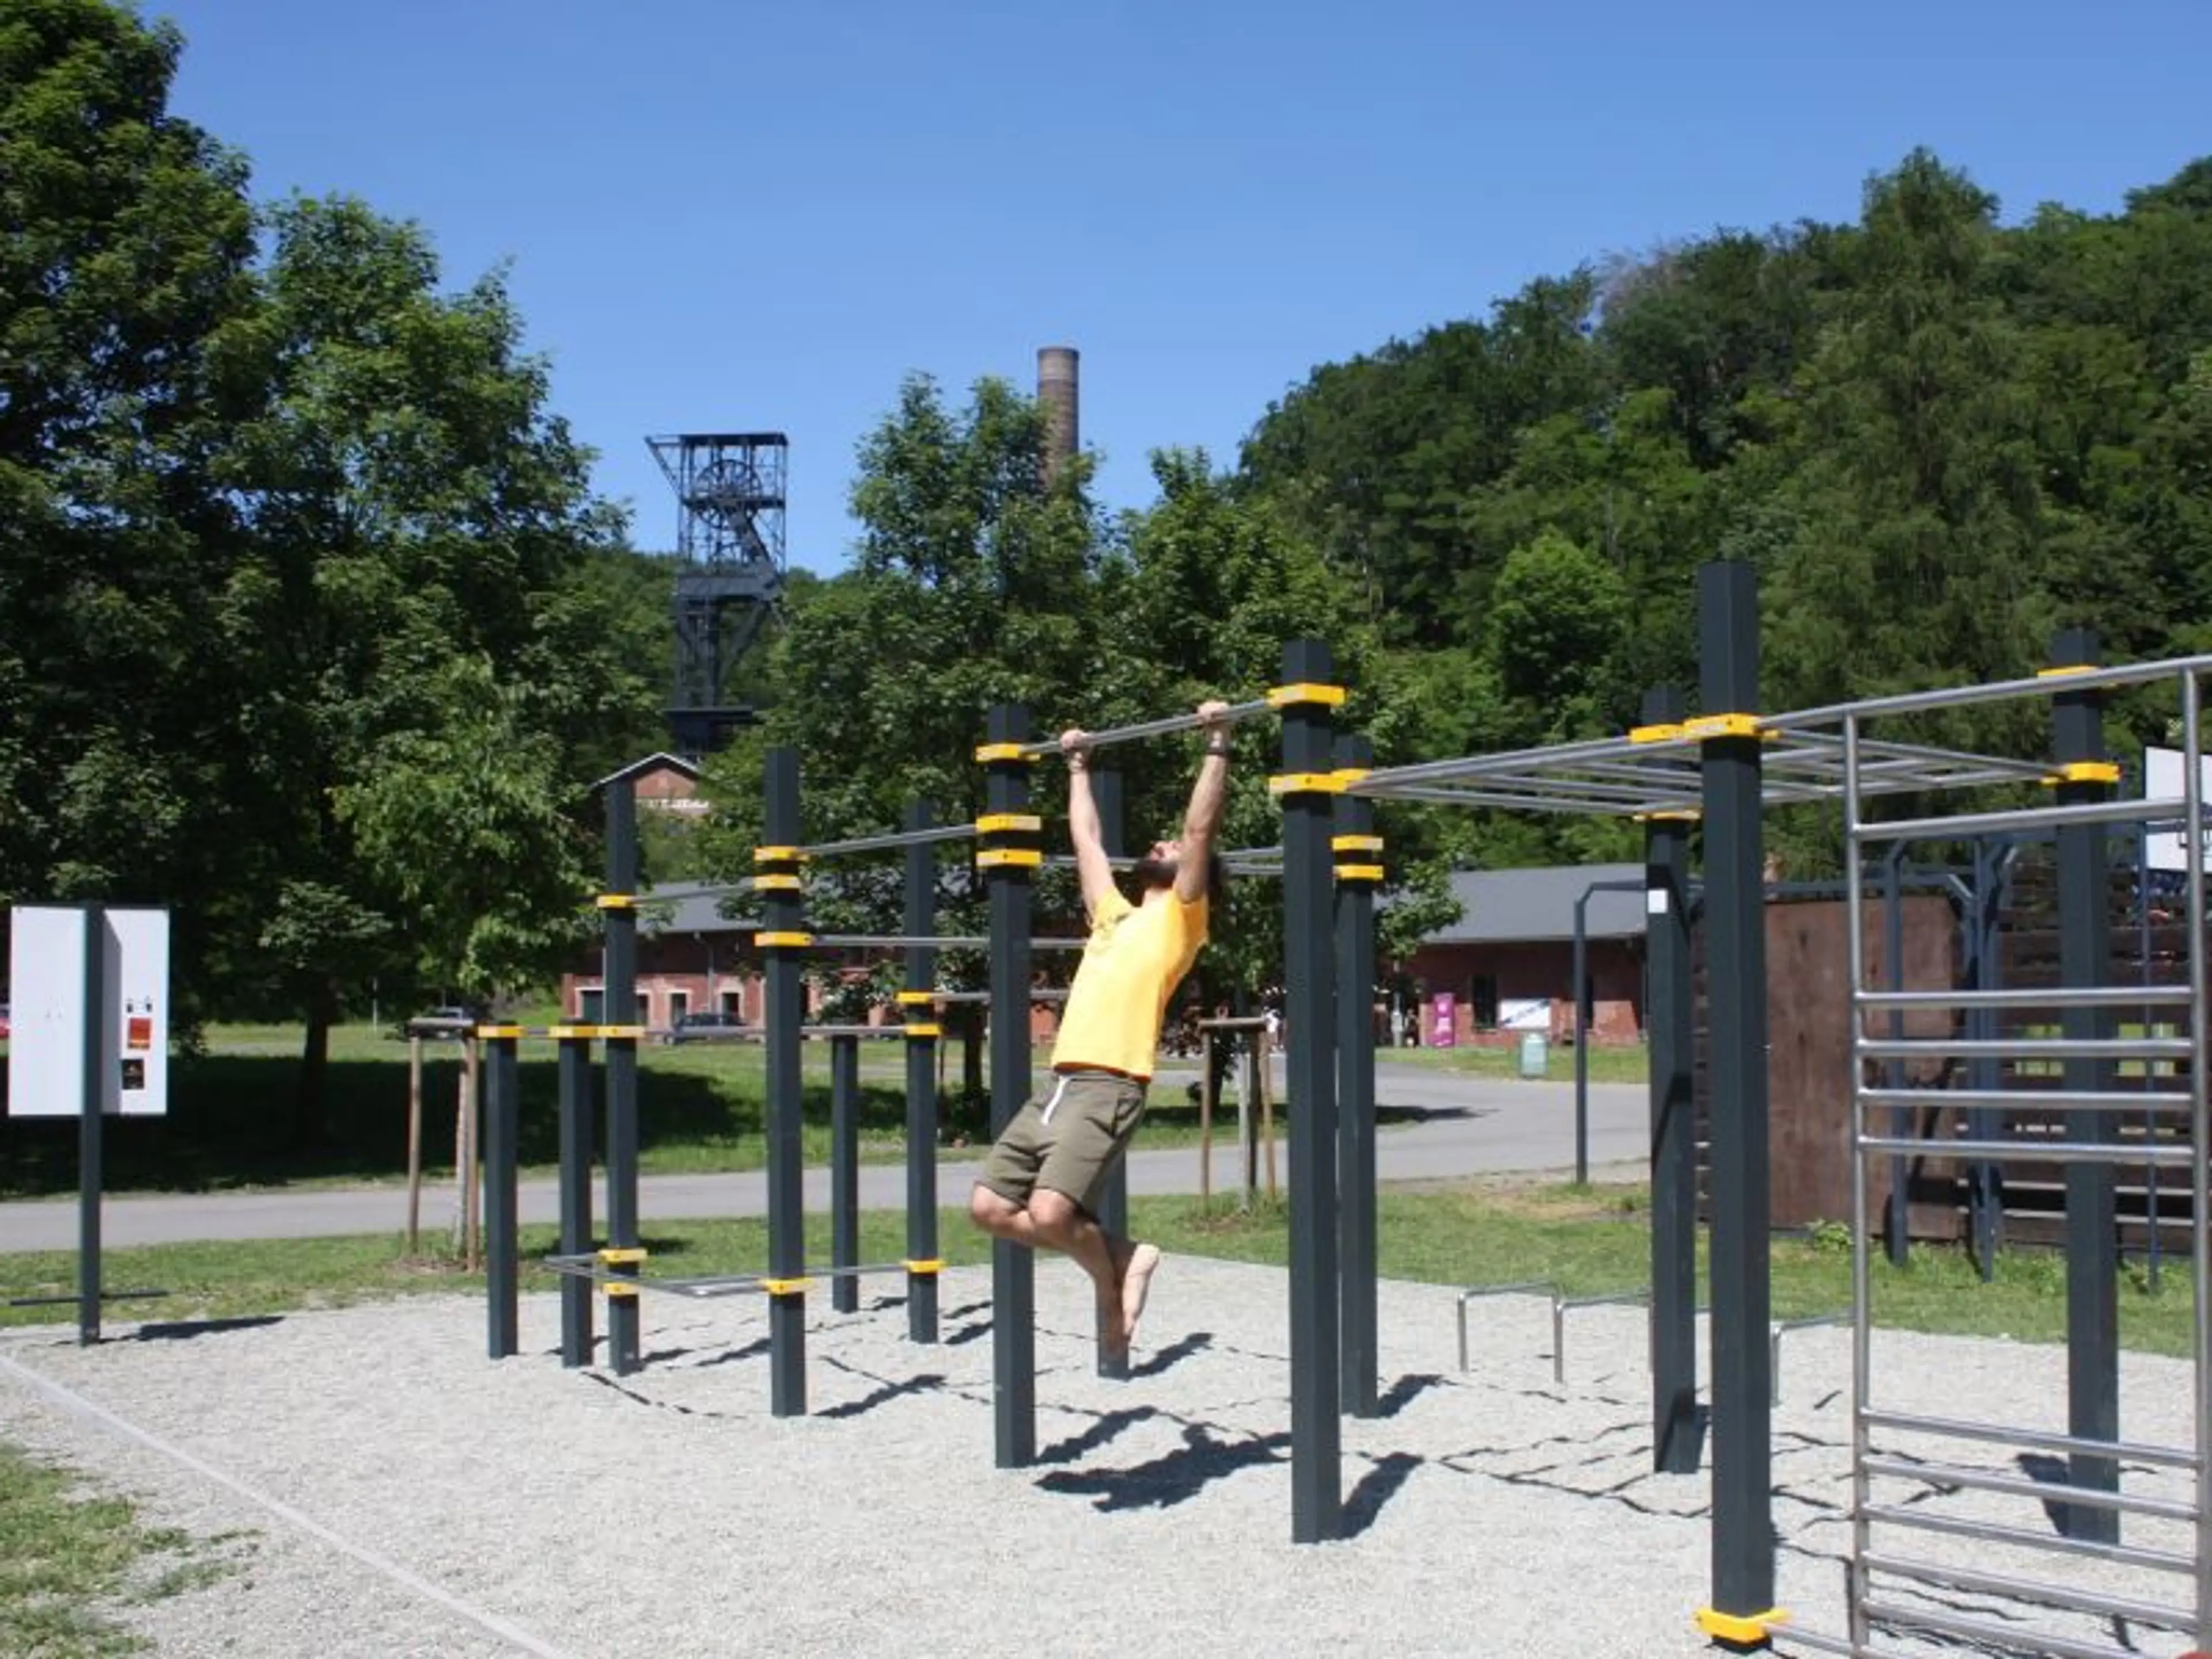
[635,880,754,934]
[1426,865,1647,945]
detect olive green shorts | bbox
[977,1069,1149,1217]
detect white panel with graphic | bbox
[6,906,171,1118]
[2143,747,2212,873]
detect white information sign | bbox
[6,906,171,1118]
[2143,747,2212,873]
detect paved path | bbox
[0,1066,1651,1252]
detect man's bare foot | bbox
[1120,1243,1161,1343]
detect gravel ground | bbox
[0,1256,2200,1658]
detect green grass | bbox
[1377,1041,1650,1086]
[0,1443,234,1657]
[1,1179,2192,1357]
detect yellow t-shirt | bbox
[1050,887,1209,1080]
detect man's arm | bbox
[1174,700,1233,904]
[1060,728,1117,921]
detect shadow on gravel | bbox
[634,1334,774,1369]
[817,1372,948,1420]
[130,1316,283,1342]
[1037,1406,1158,1465]
[942,1300,991,1320]
[942,1317,993,1347]
[1129,1331,1213,1378]
[1372,1372,1446,1417]
[1343,1450,1425,1536]
[1034,1425,1290,1512]
[2017,1452,2083,1536]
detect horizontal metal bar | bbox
[1345,781,1658,816]
[1857,1086,2195,1113]
[795,824,978,859]
[1857,985,2195,1011]
[1555,1289,1650,1311]
[1866,1553,2192,1634]
[798,1025,905,1039]
[3,1288,168,1309]
[1858,1036,2194,1061]
[1013,698,1277,757]
[1854,794,2188,844]
[538,1258,926,1297]
[1753,1625,1863,1658]
[1862,1407,2200,1469]
[1777,653,2212,729]
[1859,1502,2197,1574]
[1857,1135,2197,1168]
[1861,1454,2197,1518]
[1857,1595,2162,1659]
[1455,1281,1556,1373]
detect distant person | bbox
[968,700,1232,1361]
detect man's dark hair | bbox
[1131,849,1226,910]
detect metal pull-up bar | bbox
[1003,696,1278,758]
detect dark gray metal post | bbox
[1279,641,1342,1543]
[1642,686,1699,1476]
[2052,627,2119,1543]
[1092,767,1130,1381]
[603,779,642,1374]
[831,1034,861,1315]
[556,1032,594,1368]
[903,800,941,1344]
[1696,560,1774,1630]
[484,1032,520,1359]
[763,747,808,1416]
[1572,895,1591,1185]
[78,904,105,1348]
[1335,733,1381,1418]
[983,706,1037,1467]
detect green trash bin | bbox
[1516,1032,1548,1079]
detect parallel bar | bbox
[1699,559,1774,1626]
[763,747,808,1416]
[1858,1135,2198,1168]
[1335,733,1379,1418]
[1861,1552,2191,1631]
[1862,1406,2198,1468]
[1011,696,1275,756]
[985,704,1037,1467]
[1857,984,2193,1010]
[1857,1036,2192,1060]
[2052,629,2119,1547]
[1644,686,1699,1475]
[796,822,977,861]
[1775,648,2212,727]
[555,1034,593,1368]
[809,935,1085,952]
[1861,1454,2193,1518]
[1453,1282,1555,1372]
[483,1034,519,1359]
[602,778,642,1376]
[1858,1087,2194,1112]
[1551,1289,1648,1385]
[831,1034,861,1315]
[1853,793,2181,845]
[1862,1502,2195,1574]
[1281,637,1342,1542]
[1857,1596,2160,1659]
[902,799,941,1346]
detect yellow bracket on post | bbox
[597,1247,648,1266]
[895,990,935,1006]
[475,1024,525,1040]
[752,873,804,892]
[1634,808,1702,823]
[1692,1607,1787,1644]
[751,846,809,863]
[756,931,815,949]
[1683,712,1765,740]
[1332,766,1372,786]
[1267,682,1348,708]
[604,1283,640,1301]
[974,742,1033,764]
[974,813,1042,834]
[902,1259,946,1275]
[1334,864,1385,883]
[1332,834,1384,854]
[1629,721,1684,744]
[2036,664,2097,679]
[975,848,1043,869]
[594,893,637,910]
[903,1023,942,1039]
[760,1277,810,1297]
[2042,760,2120,786]
[1268,772,1349,797]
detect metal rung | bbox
[1862,1551,2192,1631]
[1552,1289,1647,1385]
[1856,984,2196,1010]
[1863,1406,2200,1469]
[1861,1454,2196,1519]
[1854,794,2187,844]
[1859,1502,2196,1574]
[1856,1135,2198,1168]
[1858,1594,2168,1659]
[1857,1036,2195,1060]
[1857,1087,2195,1112]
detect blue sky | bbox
[154,0,2210,575]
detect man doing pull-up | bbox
[968,700,1233,1359]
